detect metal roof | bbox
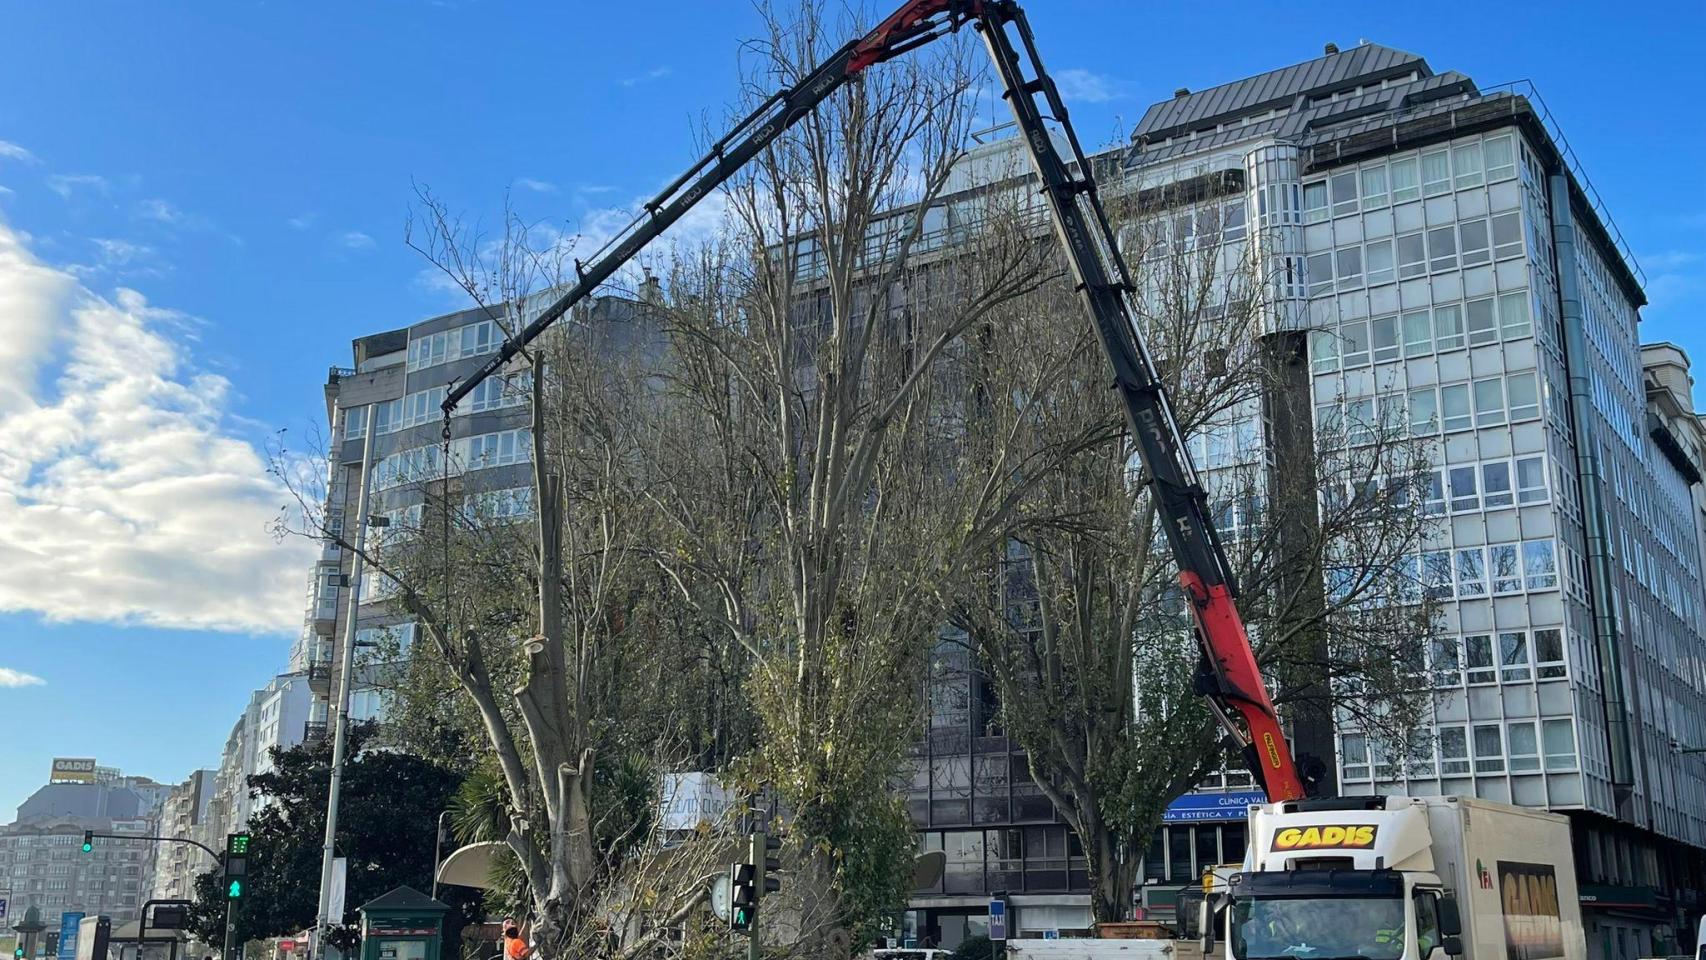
[1133,43,1429,143]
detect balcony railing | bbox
[303,721,328,743]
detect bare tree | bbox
[948,185,1441,924]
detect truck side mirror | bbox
[1199,899,1215,954]
[1441,936,1464,956]
[1438,895,1463,937]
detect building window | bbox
[1473,723,1505,773]
[1499,291,1532,339]
[1507,372,1540,420]
[1453,142,1484,189]
[1490,543,1522,594]
[1473,377,1506,427]
[1456,548,1488,598]
[1460,218,1491,266]
[1523,539,1559,590]
[1516,456,1548,504]
[1331,171,1359,218]
[1310,329,1338,374]
[1303,180,1328,222]
[1371,316,1399,363]
[1422,551,1453,600]
[1306,251,1334,297]
[1397,231,1426,278]
[1341,734,1370,782]
[1506,721,1539,771]
[1448,466,1479,513]
[1535,628,1566,679]
[1431,636,1462,687]
[1439,726,1471,775]
[1433,303,1464,351]
[1464,634,1496,685]
[1466,297,1498,346]
[1482,460,1514,508]
[1491,212,1523,259]
[1361,165,1389,208]
[1341,320,1370,367]
[1336,246,1364,289]
[1499,631,1531,682]
[1421,150,1452,196]
[1408,388,1439,436]
[1402,310,1431,358]
[1441,383,1472,432]
[1391,156,1420,203]
[1367,238,1395,286]
[1485,135,1516,181]
[1427,225,1458,272]
[1542,718,1577,770]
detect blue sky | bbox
[1,1,1703,820]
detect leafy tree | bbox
[187,725,481,949]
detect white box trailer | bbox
[1213,795,1586,960]
[1006,939,1179,960]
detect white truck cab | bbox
[1207,796,1584,960]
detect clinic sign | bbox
[1162,790,1267,823]
[50,759,98,783]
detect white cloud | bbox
[136,198,184,224]
[0,219,315,633]
[516,178,558,194]
[46,174,109,198]
[0,141,37,164]
[0,667,45,688]
[337,230,376,250]
[620,66,672,87]
[1053,68,1134,104]
[287,213,318,231]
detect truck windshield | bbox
[1231,896,1406,960]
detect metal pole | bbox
[747,832,761,960]
[430,810,448,901]
[312,409,378,960]
[222,900,236,960]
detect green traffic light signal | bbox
[227,833,251,856]
[82,830,93,853]
[15,947,25,959]
[227,878,244,899]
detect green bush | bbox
[951,935,1002,960]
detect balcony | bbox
[307,658,334,695]
[303,721,328,743]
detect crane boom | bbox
[444,0,1306,802]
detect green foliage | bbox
[952,935,1003,960]
[186,725,481,946]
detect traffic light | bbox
[729,861,755,931]
[15,947,24,959]
[756,832,782,897]
[224,832,251,900]
[82,830,94,853]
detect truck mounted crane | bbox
[442,0,1307,803]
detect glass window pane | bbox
[1428,226,1458,272]
[1507,721,1538,771]
[1499,291,1532,339]
[1453,142,1484,188]
[1467,297,1498,345]
[1391,157,1420,201]
[1524,539,1558,590]
[1372,316,1399,363]
[1331,171,1359,217]
[1485,136,1516,179]
[1408,387,1439,435]
[1491,544,1522,594]
[1500,631,1531,682]
[1434,304,1464,351]
[1307,251,1335,296]
[1508,372,1539,420]
[1460,218,1491,265]
[1456,548,1487,598]
[1337,246,1364,289]
[1449,465,1479,513]
[1397,231,1426,278]
[1422,150,1452,195]
[1441,383,1472,432]
[1440,726,1470,775]
[1402,310,1431,357]
[1517,456,1548,504]
[1367,239,1395,285]
[1342,320,1370,367]
[1431,636,1462,687]
[1310,328,1339,373]
[1480,460,1512,508]
[1473,723,1505,772]
[1492,212,1523,259]
[1543,719,1577,770]
[1361,166,1389,207]
[1474,377,1506,427]
[1303,181,1329,222]
[1535,629,1566,679]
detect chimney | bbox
[1174,87,1191,98]
[1324,42,1340,54]
[639,268,664,307]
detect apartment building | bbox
[1116,40,1704,960]
[899,42,1705,956]
[149,770,215,903]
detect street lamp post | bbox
[430,811,450,902]
[311,409,379,960]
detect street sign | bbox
[987,898,1007,941]
[56,913,83,960]
[1043,931,1059,940]
[1162,790,1267,823]
[0,897,7,921]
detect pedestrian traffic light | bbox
[227,878,244,900]
[224,832,250,901]
[82,830,93,853]
[729,859,755,931]
[226,832,250,856]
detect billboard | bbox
[50,759,97,783]
[1162,790,1266,823]
[1498,861,1565,960]
[57,912,84,960]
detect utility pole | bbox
[312,409,378,960]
